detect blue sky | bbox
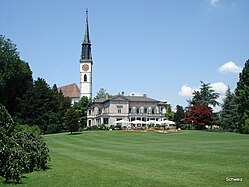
[1,0,249,110]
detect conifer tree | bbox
[174,105,185,127]
[219,88,240,132]
[235,59,249,133]
[188,81,219,107]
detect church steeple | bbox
[81,9,92,60]
[80,9,93,100]
[83,9,90,44]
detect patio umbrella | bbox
[114,119,131,127]
[161,120,175,125]
[131,120,147,124]
[146,120,160,125]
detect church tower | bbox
[80,9,93,99]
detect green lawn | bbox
[1,130,249,186]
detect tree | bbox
[73,96,90,128]
[17,78,53,133]
[64,108,80,134]
[188,81,220,107]
[47,84,71,133]
[164,104,174,121]
[185,104,215,130]
[235,59,249,133]
[93,88,112,101]
[17,79,71,134]
[174,105,185,127]
[0,35,33,115]
[218,88,240,132]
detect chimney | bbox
[143,94,147,97]
[121,91,124,96]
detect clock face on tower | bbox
[82,64,89,71]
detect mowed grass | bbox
[1,130,249,186]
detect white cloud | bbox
[210,82,228,94]
[209,0,219,7]
[218,61,242,73]
[178,86,194,97]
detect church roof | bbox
[58,83,80,98]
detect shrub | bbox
[98,125,108,130]
[0,103,50,182]
[0,136,30,182]
[46,123,61,134]
[14,124,41,136]
[109,125,115,130]
[115,124,122,130]
[90,125,98,131]
[14,132,50,171]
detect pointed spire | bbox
[83,9,90,44]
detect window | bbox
[88,110,92,115]
[118,109,122,113]
[136,108,140,114]
[88,120,91,126]
[140,107,144,114]
[132,107,136,114]
[103,118,109,125]
[84,74,87,82]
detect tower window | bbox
[84,74,87,82]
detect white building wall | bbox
[80,61,92,99]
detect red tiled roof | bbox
[58,83,80,98]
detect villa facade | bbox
[87,93,168,127]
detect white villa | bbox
[87,92,168,127]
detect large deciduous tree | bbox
[235,59,249,133]
[64,108,80,134]
[185,104,215,130]
[0,35,33,115]
[73,96,90,128]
